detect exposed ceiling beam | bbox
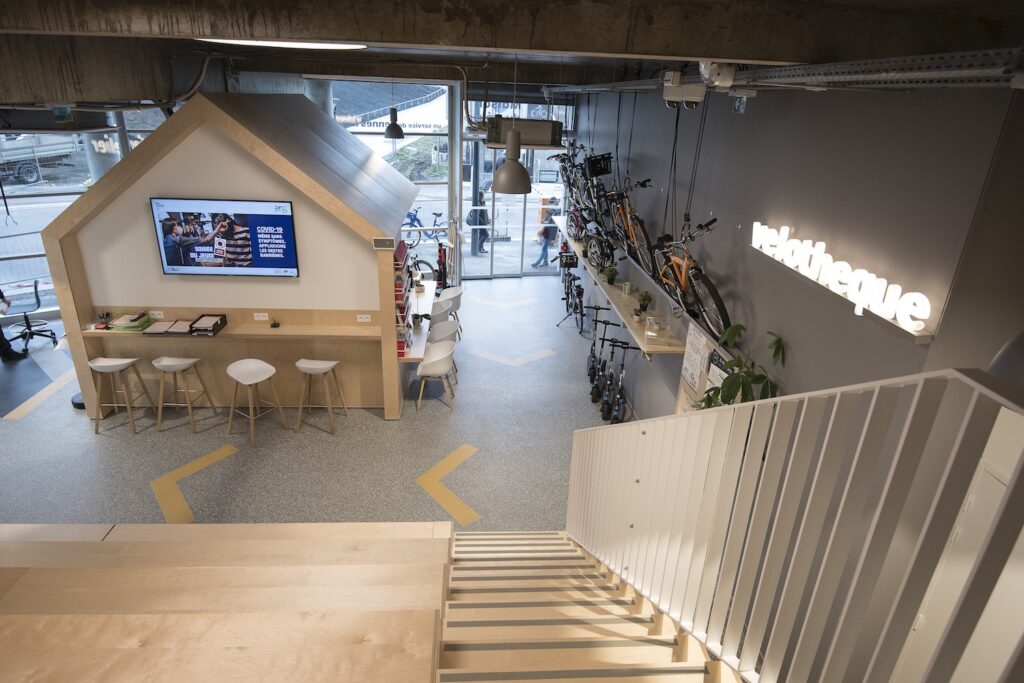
[0,0,1021,65]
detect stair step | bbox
[437,668,704,683]
[453,553,586,562]
[444,616,672,640]
[449,578,617,591]
[449,569,606,579]
[448,587,626,603]
[445,601,645,621]
[440,637,683,671]
[452,559,597,569]
[454,540,574,546]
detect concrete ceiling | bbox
[0,0,1021,105]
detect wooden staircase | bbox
[437,531,733,682]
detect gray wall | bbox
[575,87,1016,418]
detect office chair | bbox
[6,280,58,352]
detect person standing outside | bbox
[0,287,27,361]
[531,197,560,268]
[467,190,490,254]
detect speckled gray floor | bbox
[0,277,607,530]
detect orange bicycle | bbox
[603,178,654,275]
[654,217,731,338]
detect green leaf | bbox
[760,378,773,400]
[723,357,745,371]
[718,324,747,349]
[751,373,767,384]
[720,374,742,405]
[740,375,754,403]
[769,333,786,366]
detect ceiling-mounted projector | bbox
[662,71,707,109]
[484,115,563,149]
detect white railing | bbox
[566,368,1024,682]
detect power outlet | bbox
[149,310,164,320]
[253,312,269,321]
[357,314,371,323]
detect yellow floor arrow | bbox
[150,444,238,524]
[417,444,480,526]
[468,348,555,367]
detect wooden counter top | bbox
[82,324,381,340]
[399,280,438,363]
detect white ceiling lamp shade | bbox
[198,38,368,50]
[384,107,405,139]
[492,129,531,194]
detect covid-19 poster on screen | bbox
[151,198,299,277]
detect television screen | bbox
[151,198,299,277]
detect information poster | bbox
[682,323,711,393]
[152,198,299,277]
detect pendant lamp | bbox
[492,129,531,194]
[384,107,404,139]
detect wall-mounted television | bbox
[151,198,299,277]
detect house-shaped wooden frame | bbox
[42,93,419,421]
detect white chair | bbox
[87,357,155,434]
[152,357,216,433]
[226,359,287,446]
[437,286,463,336]
[430,298,453,322]
[415,340,457,411]
[427,320,461,383]
[294,358,349,434]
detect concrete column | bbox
[304,79,335,117]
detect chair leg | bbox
[331,368,349,416]
[156,371,167,432]
[119,371,137,434]
[247,384,256,447]
[443,376,455,409]
[131,364,156,413]
[268,380,287,428]
[181,372,196,433]
[193,366,217,415]
[452,359,459,384]
[172,372,179,412]
[92,370,103,434]
[109,374,119,414]
[295,374,308,433]
[227,382,238,434]
[417,378,426,411]
[323,374,335,434]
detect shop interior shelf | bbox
[566,238,684,356]
[398,280,438,363]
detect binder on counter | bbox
[189,314,227,336]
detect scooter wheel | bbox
[601,402,612,421]
[590,385,602,402]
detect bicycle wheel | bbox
[689,270,731,338]
[575,301,585,334]
[567,211,584,241]
[411,259,436,281]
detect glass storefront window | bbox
[0,194,77,310]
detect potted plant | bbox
[698,324,787,409]
[603,265,618,285]
[637,290,653,312]
[632,308,642,323]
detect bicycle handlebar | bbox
[584,305,611,312]
[595,320,621,328]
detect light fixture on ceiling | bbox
[384,107,405,140]
[491,54,531,195]
[197,38,368,50]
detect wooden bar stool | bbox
[152,357,217,432]
[294,359,349,434]
[226,359,288,447]
[87,357,156,434]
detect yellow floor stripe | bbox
[150,445,238,524]
[3,368,76,420]
[468,349,555,367]
[417,444,480,526]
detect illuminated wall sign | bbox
[751,222,932,335]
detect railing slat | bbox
[706,404,775,650]
[818,378,961,682]
[759,388,869,683]
[721,399,803,667]
[739,395,831,673]
[679,411,737,629]
[636,421,669,597]
[692,405,755,636]
[650,419,686,606]
[658,415,705,613]
[864,391,1002,681]
[668,412,724,621]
